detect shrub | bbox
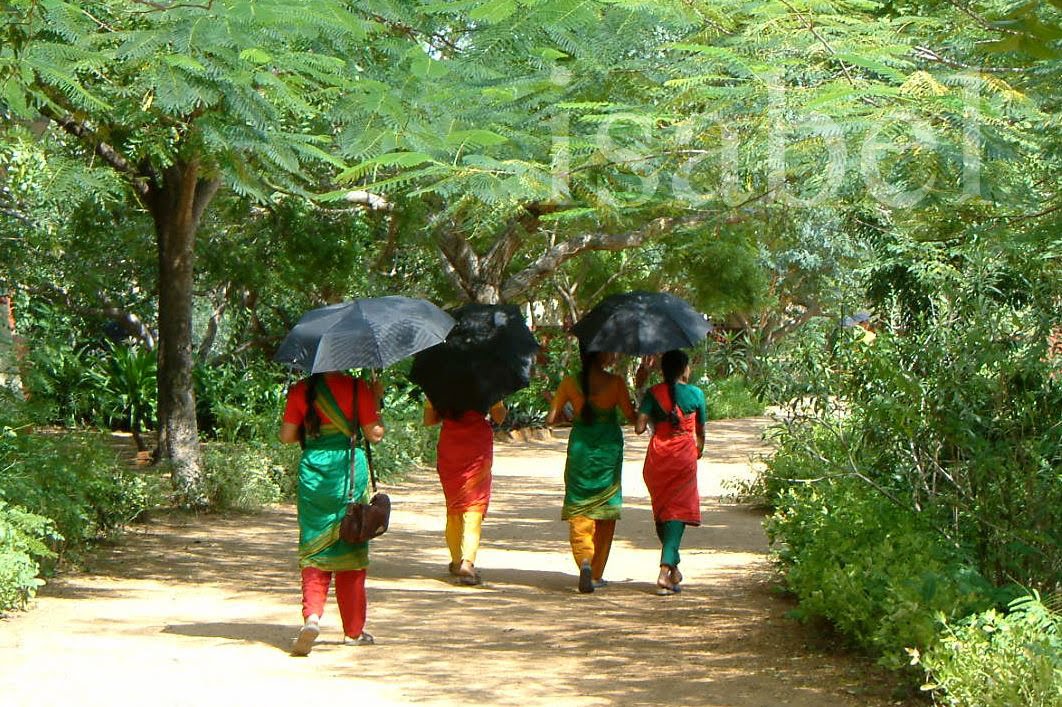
[195,359,287,442]
[1,393,158,562]
[767,476,1004,667]
[201,440,301,510]
[0,500,60,612]
[373,379,438,482]
[917,592,1061,707]
[701,375,765,419]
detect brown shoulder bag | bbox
[336,382,390,544]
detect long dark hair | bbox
[579,344,600,424]
[661,349,689,424]
[302,372,323,439]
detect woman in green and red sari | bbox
[547,346,636,593]
[424,399,507,586]
[279,371,385,656]
[635,350,706,595]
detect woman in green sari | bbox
[547,347,636,593]
[280,371,385,656]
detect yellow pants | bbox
[568,516,616,580]
[445,511,484,565]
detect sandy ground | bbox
[0,418,913,706]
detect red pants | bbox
[300,567,367,638]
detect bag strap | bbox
[315,377,378,500]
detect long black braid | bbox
[660,350,689,425]
[579,344,598,425]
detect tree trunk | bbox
[146,159,219,506]
[470,283,500,304]
[0,294,25,397]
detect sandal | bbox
[656,566,677,596]
[291,618,320,656]
[457,561,481,586]
[578,560,594,594]
[344,632,375,646]
[669,567,683,592]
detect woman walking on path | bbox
[635,350,706,595]
[424,399,507,585]
[279,371,385,655]
[547,348,637,593]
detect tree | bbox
[1,0,384,503]
[328,0,1044,312]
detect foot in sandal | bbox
[291,615,320,656]
[457,560,481,585]
[578,560,594,594]
[656,565,679,595]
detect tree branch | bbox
[500,214,698,302]
[31,283,156,349]
[41,109,151,199]
[344,190,392,211]
[912,45,1025,73]
[129,0,214,13]
[191,176,221,227]
[433,224,480,297]
[945,0,1022,36]
[777,0,856,86]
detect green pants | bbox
[655,520,686,567]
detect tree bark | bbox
[0,294,26,397]
[145,159,219,506]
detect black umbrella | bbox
[410,304,539,415]
[571,291,711,355]
[274,296,455,372]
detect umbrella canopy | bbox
[841,311,871,327]
[571,291,711,355]
[410,304,539,415]
[274,296,455,372]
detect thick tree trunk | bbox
[146,159,219,506]
[470,283,500,304]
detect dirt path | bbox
[1,419,910,706]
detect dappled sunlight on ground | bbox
[0,415,912,706]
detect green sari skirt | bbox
[297,432,369,571]
[562,416,624,521]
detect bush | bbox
[195,359,287,442]
[201,440,301,510]
[374,378,438,481]
[766,474,1003,667]
[917,592,1061,707]
[701,375,765,419]
[0,500,60,612]
[0,430,157,561]
[1,393,158,562]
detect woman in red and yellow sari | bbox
[424,399,507,585]
[548,348,636,593]
[279,371,384,655]
[635,350,706,595]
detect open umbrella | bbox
[571,291,711,355]
[274,296,455,372]
[410,304,539,414]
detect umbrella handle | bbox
[368,371,385,408]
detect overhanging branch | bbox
[41,108,151,199]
